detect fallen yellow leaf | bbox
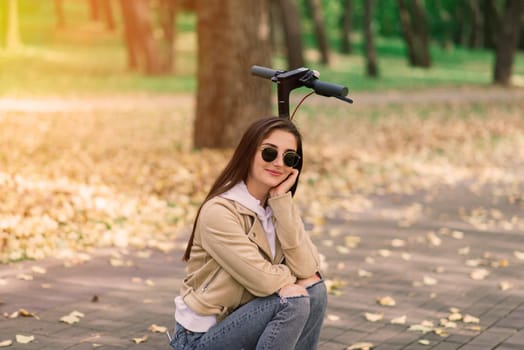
[327,314,340,322]
[470,269,490,280]
[60,311,84,324]
[377,296,396,306]
[448,312,462,321]
[499,281,513,291]
[408,324,433,334]
[346,342,374,350]
[17,308,40,320]
[31,266,47,274]
[132,335,148,344]
[391,239,406,248]
[423,276,438,286]
[357,269,372,278]
[390,315,407,324]
[15,335,34,344]
[344,235,361,248]
[514,251,524,260]
[148,324,167,333]
[336,245,350,254]
[364,313,383,322]
[0,340,13,347]
[463,314,480,324]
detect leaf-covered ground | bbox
[1,90,523,263]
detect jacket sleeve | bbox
[198,201,296,297]
[268,192,320,278]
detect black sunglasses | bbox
[261,147,301,168]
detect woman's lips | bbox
[265,169,282,176]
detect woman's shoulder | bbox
[197,196,249,232]
[200,196,239,220]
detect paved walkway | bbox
[1,178,523,349]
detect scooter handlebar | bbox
[251,65,348,98]
[251,65,279,79]
[311,80,348,97]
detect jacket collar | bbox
[220,198,283,263]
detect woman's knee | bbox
[307,281,328,311]
[281,295,311,320]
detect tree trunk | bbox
[468,0,483,48]
[364,0,378,77]
[6,0,21,50]
[482,0,501,49]
[159,0,177,72]
[88,0,100,21]
[307,0,330,65]
[411,0,431,67]
[397,0,431,68]
[120,0,164,75]
[493,0,524,85]
[54,0,66,28]
[120,0,140,70]
[194,0,272,148]
[100,0,116,31]
[340,0,352,54]
[278,0,305,69]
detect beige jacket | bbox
[180,192,320,321]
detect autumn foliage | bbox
[1,94,523,262]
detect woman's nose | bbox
[272,154,284,166]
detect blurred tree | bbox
[89,0,115,31]
[305,0,330,65]
[89,0,100,21]
[493,0,524,85]
[194,0,271,148]
[120,0,165,75]
[275,0,305,69]
[340,0,353,54]
[54,0,65,28]
[397,0,431,67]
[482,0,501,49]
[5,0,21,50]
[468,0,483,48]
[364,0,378,77]
[158,0,177,72]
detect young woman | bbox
[170,117,327,350]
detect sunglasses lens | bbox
[284,152,300,167]
[261,147,278,162]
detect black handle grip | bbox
[311,80,348,97]
[251,65,279,79]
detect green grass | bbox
[0,0,523,96]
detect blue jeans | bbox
[169,280,327,350]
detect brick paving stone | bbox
[501,329,524,346]
[427,341,463,350]
[373,344,405,350]
[330,329,370,345]
[495,345,523,350]
[317,340,346,350]
[319,326,346,342]
[462,326,516,348]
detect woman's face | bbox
[246,129,298,200]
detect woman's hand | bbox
[278,283,308,298]
[269,168,299,198]
[296,274,321,288]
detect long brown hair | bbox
[182,117,303,261]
